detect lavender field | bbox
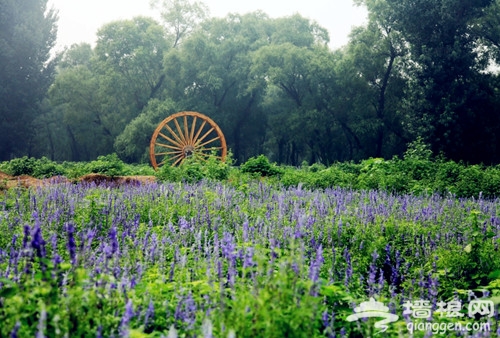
[1,179,500,337]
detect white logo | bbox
[345,297,399,333]
[347,291,494,335]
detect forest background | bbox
[2,0,500,166]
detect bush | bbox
[281,169,310,188]
[156,153,231,183]
[482,167,500,198]
[311,167,355,189]
[33,157,65,178]
[432,160,462,195]
[240,155,282,177]
[356,158,390,191]
[5,156,37,176]
[0,156,65,178]
[85,154,126,177]
[454,165,485,198]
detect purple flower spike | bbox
[144,300,155,328]
[66,223,76,265]
[10,321,20,338]
[119,299,134,336]
[31,223,46,259]
[309,244,324,284]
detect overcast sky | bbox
[47,0,367,51]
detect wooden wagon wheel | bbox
[149,111,227,169]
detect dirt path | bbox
[1,171,157,190]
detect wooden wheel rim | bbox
[149,111,227,169]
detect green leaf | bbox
[488,270,500,280]
[0,285,17,298]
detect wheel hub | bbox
[183,145,194,157]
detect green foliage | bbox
[33,157,66,178]
[114,99,179,163]
[156,152,231,183]
[214,252,324,337]
[85,153,126,177]
[281,164,356,190]
[3,156,38,176]
[240,155,282,177]
[0,0,58,160]
[1,156,65,178]
[1,151,500,199]
[404,137,433,161]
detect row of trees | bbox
[2,0,500,165]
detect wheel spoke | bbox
[196,127,215,145]
[155,142,183,151]
[189,116,197,145]
[155,150,183,156]
[170,152,184,160]
[163,123,185,146]
[192,120,207,144]
[183,115,190,145]
[195,136,220,149]
[172,156,184,166]
[174,118,187,144]
[150,112,226,169]
[158,132,183,148]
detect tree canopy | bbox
[3,0,500,165]
[0,0,58,160]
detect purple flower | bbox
[144,300,155,328]
[243,247,255,269]
[174,292,197,329]
[322,310,329,328]
[66,223,76,265]
[37,305,47,338]
[169,261,175,282]
[22,225,30,250]
[367,250,379,296]
[108,225,119,256]
[119,299,134,336]
[9,321,20,338]
[309,244,324,285]
[96,325,102,338]
[344,248,352,288]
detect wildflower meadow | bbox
[1,172,500,337]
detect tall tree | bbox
[161,12,274,163]
[47,17,169,161]
[384,0,499,162]
[0,0,58,160]
[150,0,208,47]
[347,0,408,158]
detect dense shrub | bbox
[240,155,282,177]
[432,159,462,195]
[0,156,65,178]
[454,165,485,198]
[2,156,37,176]
[32,157,66,178]
[85,153,126,177]
[1,151,500,198]
[356,158,392,191]
[156,153,231,183]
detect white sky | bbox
[47,0,367,51]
